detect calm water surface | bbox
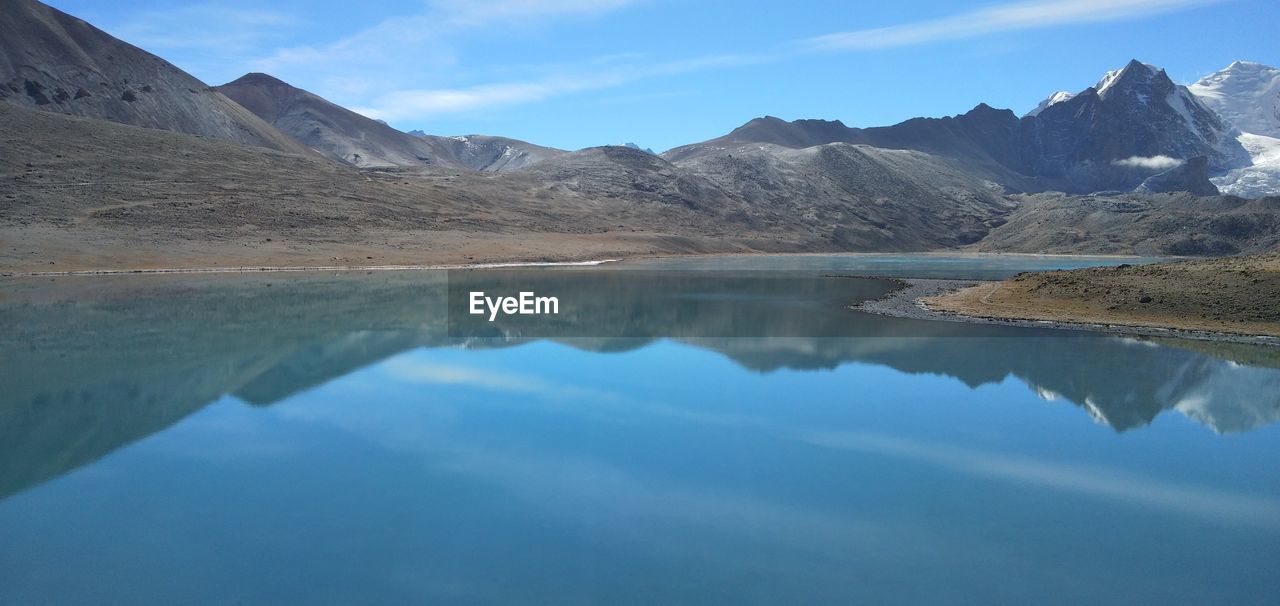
[1,255,1278,604]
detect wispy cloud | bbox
[110,4,294,53]
[351,77,618,121]
[1112,154,1185,169]
[346,0,1218,122]
[807,0,1223,50]
[95,4,298,84]
[350,53,765,121]
[238,0,651,116]
[800,431,1280,529]
[251,0,644,75]
[209,0,1222,122]
[431,0,643,27]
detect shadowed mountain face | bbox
[215,73,565,171]
[665,61,1249,195]
[4,270,1279,502]
[0,0,312,156]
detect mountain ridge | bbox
[664,60,1250,196]
[215,72,565,171]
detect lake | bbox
[1,255,1278,604]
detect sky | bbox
[45,0,1280,152]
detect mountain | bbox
[1189,60,1280,138]
[1188,61,1280,198]
[666,60,1251,195]
[672,142,1013,249]
[0,0,312,155]
[1027,60,1248,192]
[976,192,1280,256]
[216,73,564,171]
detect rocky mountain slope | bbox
[0,0,312,156]
[673,142,1012,249]
[973,193,1280,256]
[216,73,563,171]
[0,101,799,271]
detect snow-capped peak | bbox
[1188,60,1280,138]
[1095,60,1160,100]
[1024,91,1075,117]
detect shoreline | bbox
[6,251,1276,346]
[0,251,1156,278]
[856,277,1280,347]
[0,258,622,278]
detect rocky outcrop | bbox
[1138,156,1220,196]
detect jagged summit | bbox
[1095,59,1162,99]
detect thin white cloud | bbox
[347,0,1219,122]
[382,358,564,394]
[352,78,615,121]
[235,0,1222,122]
[800,431,1280,529]
[351,53,765,121]
[1112,155,1185,169]
[807,0,1223,50]
[431,0,643,27]
[94,4,300,85]
[252,0,643,75]
[110,5,294,52]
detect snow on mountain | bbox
[1095,62,1159,99]
[1189,60,1280,139]
[1024,91,1075,117]
[1044,61,1247,180]
[1188,61,1280,197]
[1211,132,1280,197]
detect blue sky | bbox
[46,0,1279,151]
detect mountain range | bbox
[1,0,1278,271]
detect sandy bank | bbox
[853,254,1280,344]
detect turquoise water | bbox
[1,255,1277,604]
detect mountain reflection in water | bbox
[2,267,1278,503]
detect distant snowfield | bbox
[1212,133,1280,198]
